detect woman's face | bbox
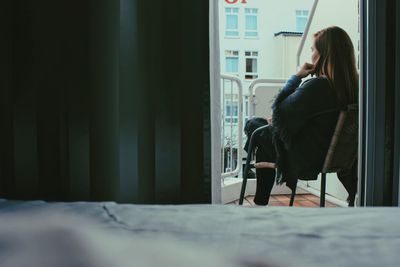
[311,39,320,65]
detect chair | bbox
[239,104,358,207]
[238,125,269,205]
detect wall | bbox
[299,0,359,68]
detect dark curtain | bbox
[0,0,211,204]
[361,0,400,206]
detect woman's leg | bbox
[337,158,358,206]
[254,167,276,205]
[252,126,276,206]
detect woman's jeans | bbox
[251,125,276,205]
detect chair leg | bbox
[320,173,326,207]
[239,176,248,205]
[239,145,254,205]
[239,125,268,205]
[289,187,296,206]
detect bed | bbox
[0,199,399,267]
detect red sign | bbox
[225,0,248,4]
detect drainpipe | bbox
[296,0,319,68]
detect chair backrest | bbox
[321,104,358,173]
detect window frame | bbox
[295,9,309,32]
[224,98,239,124]
[244,8,258,38]
[225,50,240,75]
[244,51,259,80]
[225,7,240,38]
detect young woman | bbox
[246,26,359,206]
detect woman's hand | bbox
[296,62,315,78]
[254,162,276,169]
[266,117,273,125]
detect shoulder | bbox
[301,76,331,88]
[297,77,333,97]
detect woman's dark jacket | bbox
[272,75,340,189]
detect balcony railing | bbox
[220,75,287,182]
[220,74,244,180]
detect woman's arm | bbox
[272,75,302,111]
[272,77,333,146]
[272,63,315,110]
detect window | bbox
[225,50,239,73]
[296,10,309,32]
[245,8,258,37]
[225,99,239,124]
[225,8,239,37]
[245,51,258,79]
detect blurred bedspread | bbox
[0,199,399,267]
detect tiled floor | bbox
[230,194,338,207]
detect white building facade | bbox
[219,0,314,83]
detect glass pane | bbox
[226,15,238,30]
[226,105,231,116]
[245,8,251,14]
[245,74,258,79]
[245,51,251,56]
[245,15,257,30]
[226,102,238,116]
[246,58,252,72]
[232,8,239,13]
[225,31,239,37]
[246,58,257,73]
[225,50,239,56]
[245,31,258,37]
[226,57,239,73]
[252,58,257,72]
[296,17,308,32]
[232,105,238,116]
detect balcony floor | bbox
[229,194,338,207]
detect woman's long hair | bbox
[313,26,358,106]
